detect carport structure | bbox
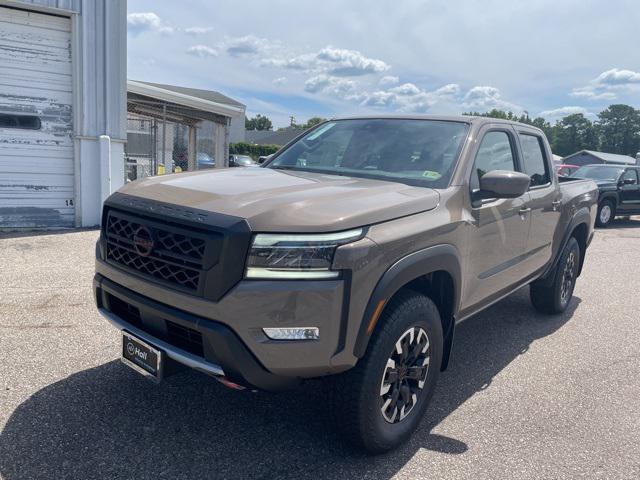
[125,80,245,181]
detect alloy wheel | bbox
[599,204,612,225]
[560,250,577,305]
[379,327,430,423]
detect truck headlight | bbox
[245,228,364,280]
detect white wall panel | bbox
[0,6,74,227]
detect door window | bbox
[620,169,638,184]
[519,134,550,187]
[470,131,517,193]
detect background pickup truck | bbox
[94,115,597,453]
[568,163,640,227]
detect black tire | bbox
[595,199,615,228]
[329,290,443,453]
[530,237,580,314]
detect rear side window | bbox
[470,131,516,192]
[0,113,41,130]
[519,134,550,187]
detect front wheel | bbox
[530,237,581,314]
[596,200,615,228]
[329,290,443,453]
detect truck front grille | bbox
[104,211,209,293]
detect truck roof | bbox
[328,114,544,131]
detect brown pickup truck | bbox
[94,115,597,452]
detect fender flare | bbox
[539,206,592,284]
[353,244,462,370]
[598,191,618,207]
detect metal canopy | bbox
[127,93,227,126]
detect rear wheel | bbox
[596,200,615,227]
[330,290,443,453]
[530,237,580,314]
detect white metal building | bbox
[561,150,638,167]
[0,0,126,229]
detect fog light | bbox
[263,327,319,340]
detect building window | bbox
[0,113,41,130]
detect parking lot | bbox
[1,223,640,480]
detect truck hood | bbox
[117,168,440,232]
[592,179,617,189]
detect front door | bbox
[618,169,640,213]
[462,128,532,313]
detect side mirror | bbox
[621,178,636,185]
[479,170,531,199]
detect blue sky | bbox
[127,0,640,128]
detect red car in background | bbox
[556,164,580,177]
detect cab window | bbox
[470,131,517,193]
[519,134,550,187]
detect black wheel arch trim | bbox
[598,192,618,206]
[353,244,462,371]
[539,207,591,285]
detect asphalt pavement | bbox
[1,222,639,479]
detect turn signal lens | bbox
[263,327,320,340]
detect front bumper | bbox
[95,275,304,391]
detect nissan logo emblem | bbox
[133,226,154,257]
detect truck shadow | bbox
[609,216,640,229]
[0,288,580,480]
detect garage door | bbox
[0,7,74,228]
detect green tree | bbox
[302,117,327,129]
[551,114,598,157]
[597,104,640,156]
[245,114,273,131]
[530,117,553,141]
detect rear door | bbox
[516,128,560,272]
[462,126,531,312]
[618,168,640,213]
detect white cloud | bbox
[596,68,640,85]
[360,82,464,113]
[272,77,288,85]
[433,83,461,98]
[363,90,396,107]
[186,45,218,58]
[261,46,389,77]
[304,75,364,101]
[127,12,162,35]
[571,68,640,100]
[539,106,591,119]
[316,46,390,76]
[379,75,399,86]
[127,12,176,35]
[462,86,522,113]
[389,83,422,96]
[127,13,215,37]
[184,26,213,35]
[221,35,271,57]
[157,26,175,35]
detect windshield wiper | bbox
[270,165,300,171]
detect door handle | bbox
[519,206,531,218]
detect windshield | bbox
[265,119,469,188]
[573,165,624,181]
